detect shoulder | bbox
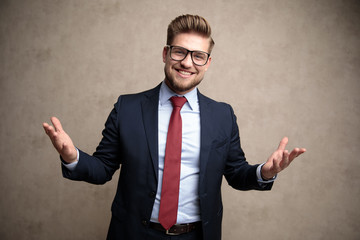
[198,91,234,114]
[114,83,161,106]
[120,83,161,100]
[197,91,238,132]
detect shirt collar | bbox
[159,81,198,110]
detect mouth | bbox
[176,69,194,78]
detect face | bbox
[163,32,212,95]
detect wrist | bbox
[257,164,277,184]
[61,148,79,164]
[260,164,276,180]
[261,173,274,181]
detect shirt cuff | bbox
[256,163,277,184]
[61,148,79,171]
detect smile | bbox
[177,69,193,76]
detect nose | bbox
[180,52,193,68]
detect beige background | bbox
[1,0,359,239]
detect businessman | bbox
[43,14,306,240]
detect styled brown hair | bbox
[167,14,215,53]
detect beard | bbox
[164,66,204,94]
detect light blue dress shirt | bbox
[150,81,202,224]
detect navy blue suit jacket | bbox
[62,83,272,240]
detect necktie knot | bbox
[170,96,187,108]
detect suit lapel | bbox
[141,84,161,182]
[198,91,213,186]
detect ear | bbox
[162,46,168,63]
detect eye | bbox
[173,47,186,56]
[193,52,206,60]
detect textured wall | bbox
[1,0,359,239]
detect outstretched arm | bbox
[261,137,306,180]
[43,117,77,164]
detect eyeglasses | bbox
[167,45,210,66]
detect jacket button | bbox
[149,191,156,198]
[141,220,148,226]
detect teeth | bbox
[179,70,192,75]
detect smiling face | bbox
[163,32,212,95]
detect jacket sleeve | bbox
[223,105,273,191]
[62,97,123,185]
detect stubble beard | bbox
[164,67,203,94]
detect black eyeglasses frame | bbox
[166,45,210,66]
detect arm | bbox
[223,106,272,190]
[43,111,121,184]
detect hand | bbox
[43,117,77,164]
[261,137,306,180]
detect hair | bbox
[167,14,215,53]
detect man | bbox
[43,14,306,240]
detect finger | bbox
[289,148,307,161]
[43,122,55,135]
[272,150,285,172]
[288,148,299,161]
[42,122,49,131]
[277,136,288,151]
[273,157,282,172]
[281,150,290,168]
[50,117,63,132]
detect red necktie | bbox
[158,96,187,230]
